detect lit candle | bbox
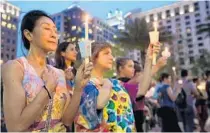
[85,15,89,40]
[172,66,176,75]
[153,21,158,32]
[161,47,171,58]
[150,21,159,65]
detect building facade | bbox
[1,0,20,64]
[125,0,210,69]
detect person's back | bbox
[182,79,195,107]
[158,84,175,108]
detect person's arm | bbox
[166,87,181,102]
[136,52,152,97]
[62,62,93,126]
[2,61,51,131]
[152,57,167,76]
[190,82,199,97]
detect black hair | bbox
[21,10,52,50]
[192,78,198,83]
[116,57,131,73]
[55,42,77,76]
[181,69,188,78]
[159,73,170,82]
[206,70,210,78]
[133,60,142,75]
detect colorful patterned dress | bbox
[74,78,136,132]
[16,57,71,132]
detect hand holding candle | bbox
[149,21,160,65]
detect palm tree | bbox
[116,18,173,64]
[196,15,210,37]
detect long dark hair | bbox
[55,42,77,76]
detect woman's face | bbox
[64,44,78,62]
[120,60,135,78]
[30,16,58,52]
[95,47,114,70]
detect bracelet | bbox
[43,85,52,99]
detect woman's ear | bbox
[23,29,33,42]
[61,51,65,57]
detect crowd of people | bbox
[1,10,210,132]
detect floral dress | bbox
[74,78,136,132]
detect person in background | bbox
[194,77,208,132]
[157,73,182,132]
[54,41,78,131]
[116,55,167,132]
[206,70,210,114]
[179,69,199,132]
[2,10,93,132]
[75,42,142,132]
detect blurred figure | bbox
[157,73,182,132]
[194,78,208,132]
[177,69,199,132]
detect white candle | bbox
[85,15,89,40]
[154,21,158,32]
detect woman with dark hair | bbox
[157,73,182,132]
[1,10,93,132]
[54,41,78,131]
[55,42,78,90]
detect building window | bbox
[189,57,194,64]
[194,2,199,11]
[189,50,193,54]
[196,19,201,23]
[185,15,190,19]
[179,52,184,55]
[166,10,170,18]
[198,43,203,47]
[195,13,200,17]
[167,20,171,23]
[71,26,76,31]
[1,53,4,58]
[185,21,190,25]
[184,5,189,13]
[188,44,193,48]
[11,55,15,59]
[12,48,15,52]
[175,7,180,16]
[187,39,192,42]
[197,37,202,40]
[186,27,191,33]
[7,39,10,43]
[178,40,182,44]
[179,58,185,65]
[167,25,172,29]
[175,17,180,22]
[187,33,192,37]
[12,40,15,44]
[6,54,9,59]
